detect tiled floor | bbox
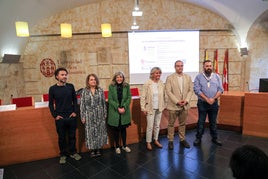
[2,129,268,179]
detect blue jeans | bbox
[196,99,219,140]
[55,116,77,156]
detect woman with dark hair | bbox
[80,73,107,157]
[230,144,268,179]
[107,71,132,154]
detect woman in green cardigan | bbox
[107,71,132,154]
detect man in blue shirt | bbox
[193,60,223,146]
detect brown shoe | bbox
[146,143,152,151]
[154,140,163,148]
[212,139,222,146]
[180,140,190,148]
[193,138,201,146]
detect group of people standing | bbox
[79,71,132,158]
[49,69,132,164]
[48,59,224,164]
[140,59,223,151]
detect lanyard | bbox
[202,72,213,88]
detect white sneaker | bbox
[70,153,82,161]
[59,156,66,164]
[122,146,131,153]
[115,147,121,154]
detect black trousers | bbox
[112,127,127,148]
[55,117,77,156]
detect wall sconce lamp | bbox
[15,21,29,37]
[60,23,72,38]
[240,47,248,56]
[101,23,112,37]
[2,54,21,63]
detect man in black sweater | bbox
[49,67,81,164]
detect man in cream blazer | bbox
[165,60,193,149]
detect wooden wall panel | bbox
[0,107,58,166]
[243,93,268,138]
[0,99,141,166]
[218,91,245,128]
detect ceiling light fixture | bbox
[15,21,29,37]
[132,10,143,16]
[131,25,140,30]
[131,17,139,30]
[60,0,72,38]
[132,0,143,16]
[101,23,112,37]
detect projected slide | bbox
[128,30,199,84]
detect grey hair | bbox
[149,67,162,79]
[111,71,128,86]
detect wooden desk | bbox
[0,107,59,166]
[243,92,268,138]
[0,99,140,166]
[218,91,245,131]
[4,93,267,166]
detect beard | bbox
[59,78,67,83]
[205,69,212,76]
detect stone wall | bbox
[0,0,246,105]
[247,10,268,92]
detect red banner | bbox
[223,49,229,91]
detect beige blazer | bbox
[140,79,166,114]
[165,73,193,111]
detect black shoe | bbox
[193,138,201,146]
[212,139,222,146]
[180,140,190,148]
[95,149,101,157]
[168,141,174,150]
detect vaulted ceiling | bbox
[1,0,268,58]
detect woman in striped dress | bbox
[80,73,107,157]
